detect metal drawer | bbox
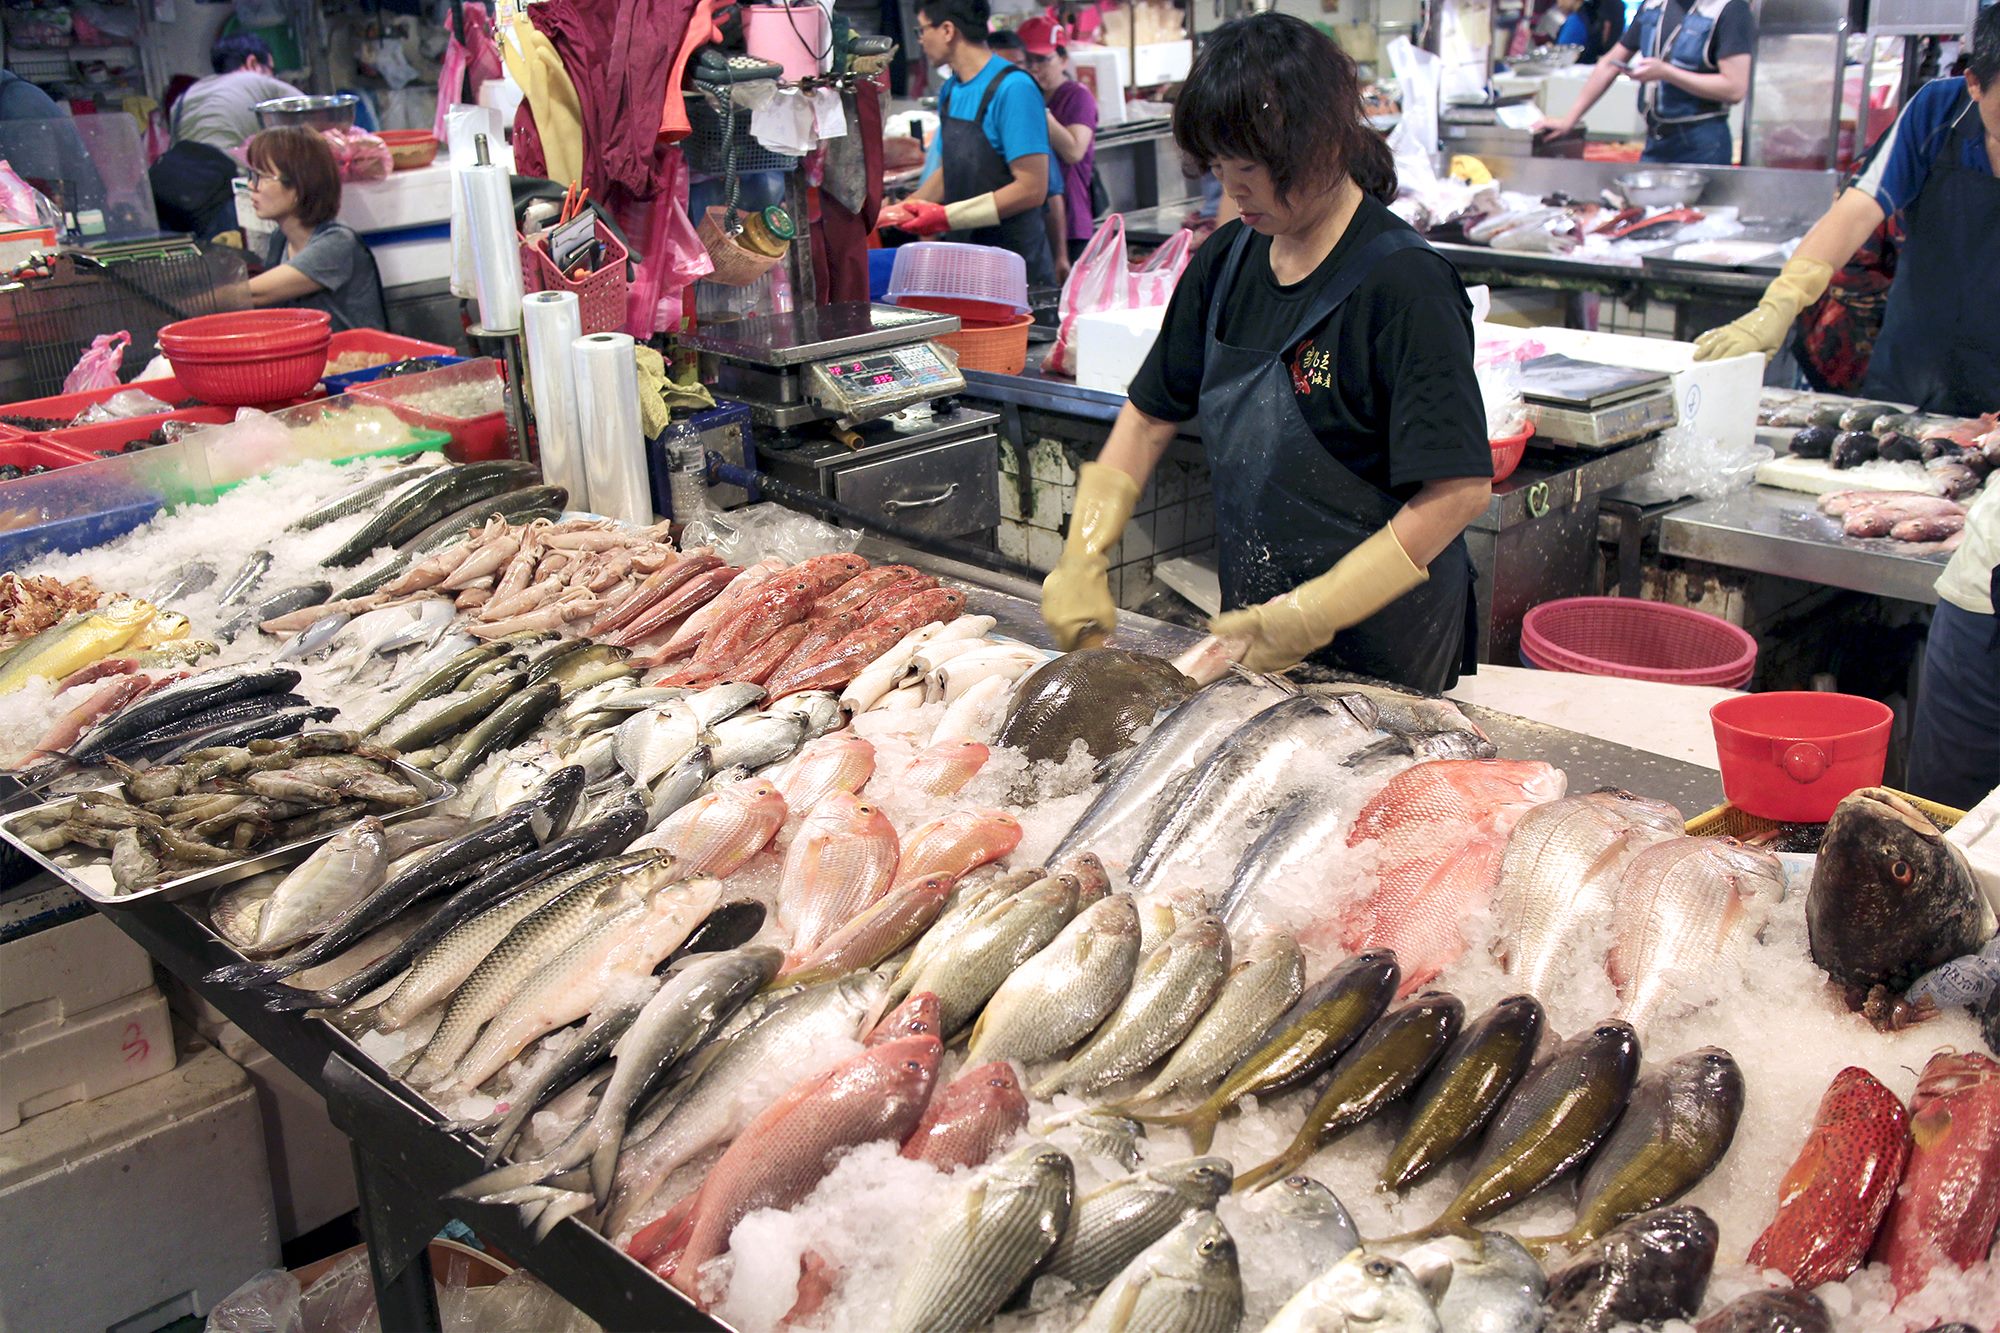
[832,432,999,539]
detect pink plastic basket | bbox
[1520,596,1758,688]
[520,221,630,335]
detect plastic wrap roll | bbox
[572,331,652,525]
[522,290,588,512]
[459,159,523,332]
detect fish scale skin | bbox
[900,1061,1030,1171]
[907,876,1080,1036]
[1042,1158,1234,1295]
[1075,1211,1242,1333]
[1868,1051,2000,1296]
[1384,994,1545,1191]
[1129,934,1305,1108]
[892,809,1023,888]
[889,1144,1074,1333]
[659,780,788,878]
[776,734,877,819]
[778,791,901,955]
[996,647,1197,769]
[968,894,1142,1066]
[1746,1066,1911,1288]
[1038,915,1232,1099]
[781,874,954,982]
[887,868,1044,1005]
[903,739,989,797]
[1609,838,1784,1033]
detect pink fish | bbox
[659,778,789,878]
[585,553,721,638]
[869,991,941,1044]
[779,874,956,983]
[778,791,902,955]
[816,565,920,617]
[19,674,151,765]
[902,739,989,797]
[775,734,877,822]
[1871,1051,2000,1299]
[608,564,741,648]
[892,808,1023,889]
[901,1061,1030,1171]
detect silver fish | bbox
[372,597,458,656]
[1127,931,1304,1107]
[209,870,282,949]
[1047,1107,1148,1173]
[1052,673,1294,862]
[275,611,352,663]
[886,867,1044,1006]
[706,710,806,772]
[685,680,766,730]
[903,874,1081,1036]
[1398,1233,1545,1333]
[215,551,272,607]
[147,559,217,604]
[1040,1156,1234,1297]
[1077,1210,1243,1333]
[888,1142,1074,1333]
[968,893,1142,1067]
[250,817,389,952]
[645,745,713,829]
[766,689,845,740]
[1264,1176,1361,1272]
[1610,838,1784,1033]
[1221,792,1350,928]
[1264,1249,1444,1333]
[381,814,472,860]
[1035,914,1232,1099]
[614,701,704,787]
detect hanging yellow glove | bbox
[1040,461,1139,650]
[1692,257,1834,362]
[1209,525,1428,674]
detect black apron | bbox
[938,64,1055,286]
[1199,225,1479,694]
[1862,92,2000,418]
[149,141,240,241]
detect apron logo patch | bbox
[1291,338,1335,396]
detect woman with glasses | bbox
[244,126,387,331]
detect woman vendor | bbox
[244,126,387,332]
[1039,13,1492,693]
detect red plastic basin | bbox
[159,309,331,355]
[1710,691,1893,822]
[1491,423,1531,483]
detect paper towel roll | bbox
[572,331,652,525]
[460,158,523,333]
[522,290,588,512]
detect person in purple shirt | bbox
[1021,16,1099,279]
[1693,4,1999,419]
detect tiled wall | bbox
[998,435,1216,608]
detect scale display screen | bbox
[806,342,964,421]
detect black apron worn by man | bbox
[937,63,1055,284]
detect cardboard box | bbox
[0,911,154,1043]
[0,1029,278,1332]
[0,987,176,1132]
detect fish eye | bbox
[1365,1258,1395,1277]
[1891,859,1913,885]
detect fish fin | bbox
[1233,1144,1309,1195]
[588,1131,622,1208]
[532,1189,594,1242]
[1341,735,1416,770]
[260,985,339,1014]
[626,1191,699,1267]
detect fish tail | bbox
[1233,1144,1309,1194]
[205,960,278,986]
[260,984,338,1014]
[532,1189,593,1242]
[588,1132,621,1210]
[1517,1231,1573,1258]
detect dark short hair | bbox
[918,0,990,44]
[988,29,1023,51]
[1172,13,1396,204]
[212,33,274,74]
[246,126,341,227]
[1972,2,2000,88]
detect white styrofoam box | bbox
[1074,305,1167,396]
[0,911,153,1043]
[373,233,455,289]
[340,159,457,233]
[1092,39,1193,89]
[0,987,175,1132]
[1067,48,1126,126]
[0,1030,279,1333]
[1478,322,1763,453]
[223,1032,360,1241]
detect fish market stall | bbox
[0,451,1994,1333]
[1659,485,1955,605]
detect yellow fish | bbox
[0,598,156,693]
[129,611,191,650]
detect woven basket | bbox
[697,208,785,287]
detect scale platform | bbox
[683,302,966,430]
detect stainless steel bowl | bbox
[1614,168,1709,209]
[254,94,361,131]
[1512,43,1584,75]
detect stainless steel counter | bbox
[1658,485,1950,605]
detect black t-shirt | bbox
[1127,198,1492,498]
[1618,0,1756,70]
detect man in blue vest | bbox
[1535,0,1756,165]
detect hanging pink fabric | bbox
[623,147,713,336]
[433,3,502,140]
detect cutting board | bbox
[1755,450,1944,497]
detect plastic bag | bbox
[322,128,393,182]
[1474,360,1527,439]
[205,1268,303,1333]
[1043,214,1193,379]
[1617,424,1775,504]
[0,160,60,231]
[72,387,171,425]
[62,331,130,393]
[682,500,860,565]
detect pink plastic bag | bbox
[63,332,130,394]
[1044,215,1193,379]
[322,128,393,182]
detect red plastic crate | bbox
[1520,596,1758,688]
[351,360,513,463]
[0,376,191,428]
[322,329,456,391]
[0,438,99,476]
[45,407,237,457]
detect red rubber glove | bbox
[887,198,950,236]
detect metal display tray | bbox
[0,758,454,909]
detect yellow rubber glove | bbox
[1041,461,1139,650]
[1209,524,1428,674]
[1692,257,1834,363]
[944,191,1003,232]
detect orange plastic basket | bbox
[935,313,1032,375]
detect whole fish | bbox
[1420,1020,1642,1235]
[773,733,876,822]
[762,607,870,684]
[1238,991,1465,1193]
[630,1034,942,1302]
[209,872,279,949]
[1220,793,1353,929]
[888,1142,1074,1333]
[994,647,1196,765]
[366,640,513,735]
[287,458,443,531]
[1542,1206,1717,1333]
[214,552,272,607]
[968,893,1142,1066]
[429,875,725,1094]
[1053,673,1294,862]
[683,680,768,730]
[1036,914,1233,1098]
[886,867,1045,1006]
[900,1060,1030,1171]
[1077,1210,1242,1333]
[777,791,901,954]
[1610,838,1784,1032]
[0,599,156,692]
[1125,932,1305,1109]
[837,620,947,713]
[644,747,712,831]
[927,644,1044,705]
[382,672,524,754]
[1263,1175,1361,1271]
[671,899,768,960]
[931,672,1011,745]
[1042,1156,1235,1297]
[41,665,303,773]
[248,817,389,952]
[603,969,891,1236]
[1533,1046,1743,1250]
[146,559,218,603]
[780,873,955,984]
[1745,1066,1912,1289]
[1264,1250,1443,1333]
[902,739,989,797]
[614,701,704,788]
[274,610,352,663]
[904,873,1081,1036]
[765,689,844,741]
[816,565,914,616]
[1384,995,1545,1191]
[1694,1290,1832,1333]
[1324,681,1495,759]
[1344,759,1569,992]
[224,582,331,640]
[1397,1232,1546,1333]
[463,981,658,1169]
[705,710,806,772]
[323,460,537,566]
[1807,788,1992,1006]
[1869,1050,2000,1296]
[585,553,725,638]
[434,682,563,784]
[891,808,1023,888]
[1141,950,1399,1154]
[648,777,787,878]
[1492,791,1683,996]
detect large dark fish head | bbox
[1693,1288,1831,1333]
[1806,787,1988,995]
[994,648,1196,766]
[1547,1205,1717,1331]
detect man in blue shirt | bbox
[1694,4,1999,421]
[880,0,1055,283]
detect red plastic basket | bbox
[1709,692,1893,822]
[46,407,236,456]
[159,310,331,356]
[521,221,630,335]
[0,438,98,475]
[1520,596,1758,688]
[0,375,189,427]
[1490,423,1531,483]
